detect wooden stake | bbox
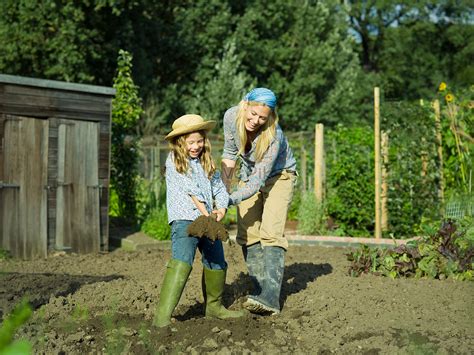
[381,131,389,231]
[314,124,324,202]
[301,135,307,191]
[374,87,381,239]
[433,100,444,204]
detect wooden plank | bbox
[0,74,115,96]
[0,114,4,182]
[1,115,48,258]
[0,95,111,116]
[4,85,113,105]
[0,104,110,121]
[47,117,59,249]
[56,119,100,253]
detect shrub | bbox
[0,299,32,354]
[297,192,328,235]
[141,207,170,240]
[347,217,474,280]
[325,125,375,237]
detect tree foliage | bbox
[110,49,143,221]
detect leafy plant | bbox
[0,298,32,354]
[110,49,144,222]
[325,125,375,237]
[141,207,170,241]
[0,248,10,260]
[221,206,237,227]
[347,217,474,280]
[297,192,328,235]
[437,82,473,195]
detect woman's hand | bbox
[212,208,226,222]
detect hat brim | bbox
[165,121,216,140]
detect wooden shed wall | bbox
[0,75,114,256]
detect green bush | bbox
[110,49,144,222]
[325,125,375,237]
[297,192,328,235]
[381,101,441,237]
[0,298,32,354]
[347,217,474,280]
[141,207,170,240]
[221,206,237,227]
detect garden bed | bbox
[1,236,473,353]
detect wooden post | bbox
[314,124,324,202]
[421,137,428,178]
[301,133,307,191]
[374,87,382,239]
[381,131,389,231]
[433,100,444,204]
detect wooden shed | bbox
[0,74,115,259]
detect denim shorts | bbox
[171,220,227,270]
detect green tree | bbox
[110,49,143,221]
[186,39,255,128]
[344,0,474,99]
[0,0,101,82]
[233,0,363,129]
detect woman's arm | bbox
[221,107,239,191]
[229,138,280,205]
[221,159,236,193]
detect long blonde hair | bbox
[169,130,216,178]
[236,101,278,161]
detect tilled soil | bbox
[1,241,473,354]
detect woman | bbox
[221,88,297,315]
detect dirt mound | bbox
[1,243,473,353]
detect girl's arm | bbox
[190,195,210,217]
[210,171,229,221]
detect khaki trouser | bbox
[236,170,297,250]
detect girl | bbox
[221,88,297,315]
[153,114,244,328]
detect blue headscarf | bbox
[243,88,277,110]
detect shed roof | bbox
[0,74,116,96]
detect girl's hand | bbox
[212,208,226,222]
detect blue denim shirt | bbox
[166,152,229,223]
[222,106,297,205]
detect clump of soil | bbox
[1,242,473,354]
[187,215,229,242]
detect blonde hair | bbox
[236,101,278,161]
[169,130,216,178]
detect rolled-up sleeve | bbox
[221,108,239,161]
[229,138,280,205]
[211,171,229,209]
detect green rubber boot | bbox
[153,259,192,328]
[203,267,245,319]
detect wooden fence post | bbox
[433,99,445,204]
[300,133,307,191]
[314,123,324,202]
[381,131,389,231]
[374,87,382,239]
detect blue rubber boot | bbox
[242,243,264,296]
[244,246,285,315]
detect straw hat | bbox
[165,114,216,140]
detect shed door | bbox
[0,115,48,259]
[55,119,100,253]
